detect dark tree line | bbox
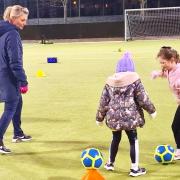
[0,0,180,19]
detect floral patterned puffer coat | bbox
[96,72,156,131]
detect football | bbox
[81,148,103,169]
[154,144,175,164]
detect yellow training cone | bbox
[36,69,46,77]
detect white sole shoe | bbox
[0,146,11,154]
[129,168,146,177]
[104,164,114,171]
[12,135,32,143]
[174,156,180,160]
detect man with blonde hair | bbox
[0,5,31,153]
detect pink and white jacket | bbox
[152,63,180,104]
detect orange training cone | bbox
[82,169,105,180]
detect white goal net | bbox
[125,7,180,41]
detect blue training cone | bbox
[47,57,58,63]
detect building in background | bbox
[0,0,180,19]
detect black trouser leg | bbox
[172,106,180,149]
[109,130,122,163]
[126,129,138,163]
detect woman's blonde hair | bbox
[3,5,29,21]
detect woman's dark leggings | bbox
[109,129,138,163]
[172,106,180,149]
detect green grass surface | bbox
[0,39,180,179]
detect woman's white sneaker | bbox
[0,146,11,154]
[12,134,32,143]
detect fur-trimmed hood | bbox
[106,72,140,87]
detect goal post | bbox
[124,6,180,41]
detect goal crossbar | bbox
[124,6,180,40]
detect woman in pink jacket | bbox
[152,46,180,160]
